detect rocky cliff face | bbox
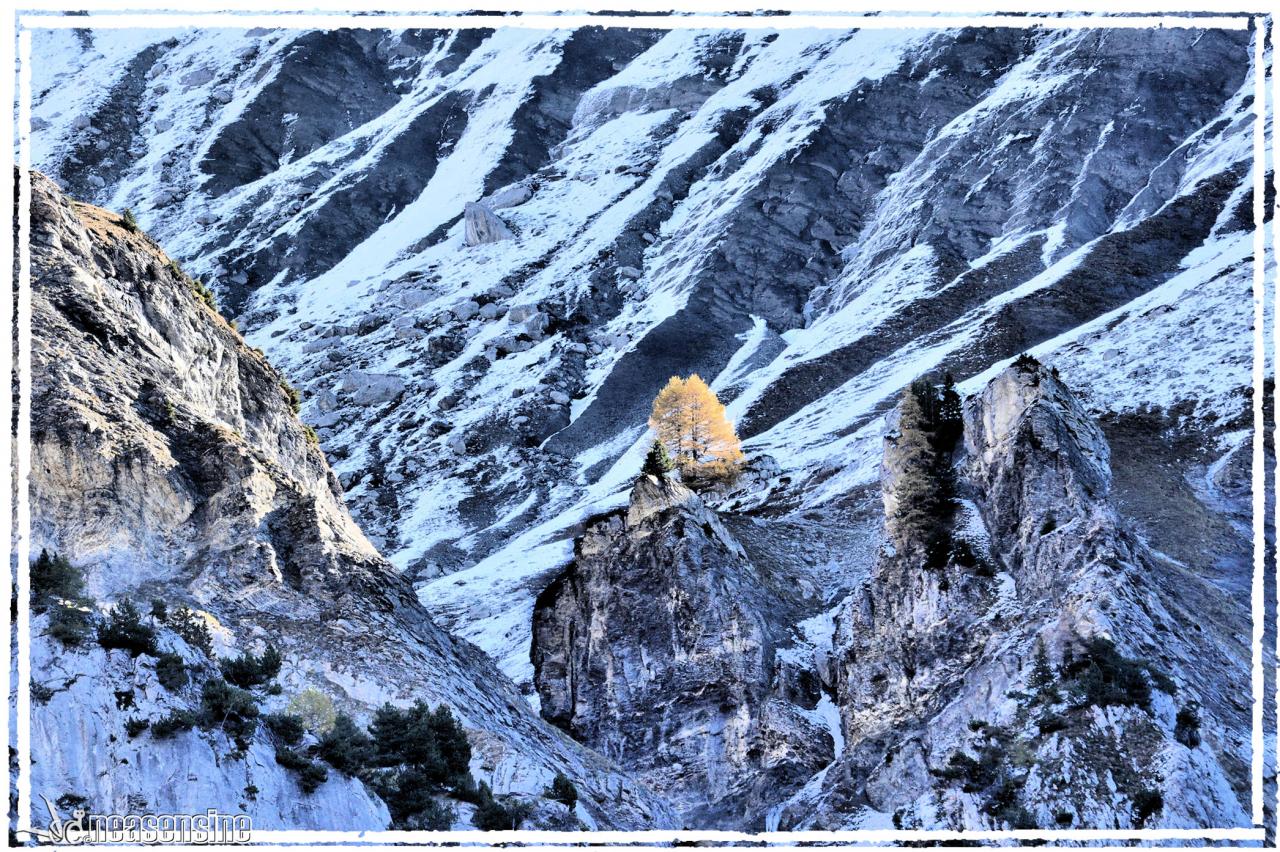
[27,172,673,830]
[532,475,831,827]
[776,364,1251,830]
[29,612,391,830]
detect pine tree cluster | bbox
[32,550,96,647]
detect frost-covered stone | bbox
[451,300,481,321]
[397,289,430,309]
[484,182,533,209]
[507,304,538,323]
[463,202,512,246]
[338,371,405,406]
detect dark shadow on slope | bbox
[59,42,169,204]
[482,26,668,196]
[222,89,472,313]
[200,30,427,197]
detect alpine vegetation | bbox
[22,16,1259,837]
[648,374,744,486]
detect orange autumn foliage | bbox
[648,374,744,484]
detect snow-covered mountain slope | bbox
[30,16,1266,830]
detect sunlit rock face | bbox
[27,172,674,831]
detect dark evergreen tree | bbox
[1133,789,1163,826]
[221,644,283,688]
[32,550,85,606]
[894,378,960,567]
[198,678,260,741]
[168,606,213,656]
[48,604,94,647]
[97,600,158,657]
[319,713,375,776]
[472,782,533,830]
[35,550,96,649]
[641,439,676,478]
[151,708,196,738]
[365,701,475,828]
[155,653,188,691]
[1175,702,1202,748]
[1059,637,1152,711]
[275,747,328,794]
[547,772,578,809]
[937,373,964,452]
[265,713,306,746]
[1028,640,1056,697]
[120,208,139,233]
[1012,352,1041,377]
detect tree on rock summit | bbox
[648,374,744,486]
[641,439,676,478]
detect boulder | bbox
[313,388,338,413]
[339,371,406,406]
[397,289,430,309]
[484,182,533,209]
[463,202,512,246]
[450,300,480,322]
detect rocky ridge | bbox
[26,171,673,830]
[782,364,1251,829]
[532,475,831,827]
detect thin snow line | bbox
[1250,12,1266,829]
[16,25,34,840]
[18,13,1252,30]
[1271,12,1279,837]
[0,6,17,831]
[244,827,1269,843]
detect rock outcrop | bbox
[27,172,673,830]
[463,201,512,246]
[532,475,832,827]
[30,612,391,829]
[779,364,1250,830]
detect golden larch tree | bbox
[648,374,744,483]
